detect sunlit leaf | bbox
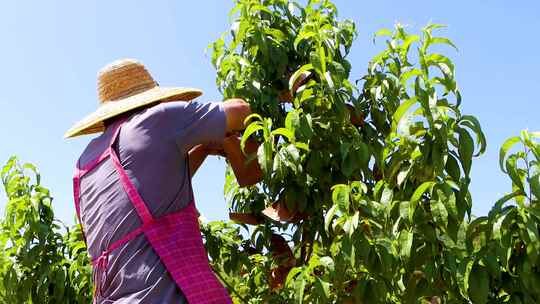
[410,182,436,221]
[241,122,264,153]
[373,28,393,43]
[325,204,339,233]
[392,97,417,132]
[332,184,350,212]
[398,230,413,260]
[430,37,459,51]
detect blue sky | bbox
[0,0,538,225]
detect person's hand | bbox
[222,134,263,187]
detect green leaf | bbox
[250,4,272,15]
[410,182,436,221]
[492,210,511,241]
[431,199,448,228]
[457,259,474,299]
[373,28,393,43]
[425,53,455,78]
[380,186,393,205]
[323,71,334,89]
[285,110,300,131]
[314,277,331,301]
[294,31,317,50]
[319,256,335,271]
[298,114,314,140]
[446,153,461,181]
[266,28,286,43]
[460,115,487,156]
[469,265,489,304]
[411,182,435,204]
[240,122,263,153]
[318,46,327,74]
[1,156,16,179]
[399,69,422,87]
[398,230,414,260]
[373,180,385,200]
[529,173,540,199]
[392,97,417,132]
[424,24,448,32]
[257,142,273,176]
[271,128,295,142]
[397,166,411,187]
[244,113,263,125]
[340,142,353,177]
[524,212,540,247]
[458,128,474,176]
[401,34,420,55]
[289,64,314,92]
[343,212,359,238]
[332,184,350,212]
[399,201,410,223]
[295,273,306,303]
[295,142,310,152]
[285,144,300,162]
[499,136,521,173]
[529,131,540,138]
[430,37,459,51]
[325,204,338,233]
[506,155,525,193]
[489,191,524,218]
[285,267,303,287]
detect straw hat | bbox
[64,58,203,138]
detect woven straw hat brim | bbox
[64,86,202,138]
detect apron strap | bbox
[109,148,154,224]
[107,121,154,224]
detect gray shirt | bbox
[78,101,226,303]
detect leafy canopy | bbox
[205,0,540,303]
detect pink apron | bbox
[72,119,232,303]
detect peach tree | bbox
[203,0,540,303]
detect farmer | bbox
[65,58,252,303]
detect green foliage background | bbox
[0,158,92,304]
[1,0,539,303]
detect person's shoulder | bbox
[125,102,180,126]
[158,100,222,119]
[158,100,191,113]
[78,134,109,167]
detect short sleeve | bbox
[160,101,227,153]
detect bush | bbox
[0,158,92,304]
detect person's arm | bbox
[188,143,225,177]
[222,98,252,133]
[188,145,208,177]
[221,100,265,186]
[222,134,263,187]
[164,99,251,177]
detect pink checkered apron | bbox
[72,119,232,303]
